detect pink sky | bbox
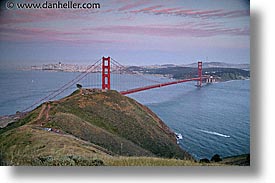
[0,0,250,66]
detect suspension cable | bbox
[22,58,102,112]
[111,58,161,84]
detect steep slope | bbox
[0,89,192,165]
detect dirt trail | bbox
[36,103,51,125]
[45,104,51,120]
[37,104,47,120]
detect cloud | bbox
[129,5,249,19]
[0,17,249,47]
[87,23,249,38]
[0,26,128,45]
[0,0,249,46]
[130,5,163,13]
[118,0,150,11]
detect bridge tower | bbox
[102,56,111,90]
[197,61,202,87]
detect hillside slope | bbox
[0,89,192,165]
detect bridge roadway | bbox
[120,76,209,95]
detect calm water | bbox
[0,69,250,159]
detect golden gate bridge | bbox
[22,56,213,112]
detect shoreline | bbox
[0,86,250,165]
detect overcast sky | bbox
[0,0,250,67]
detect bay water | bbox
[0,69,250,159]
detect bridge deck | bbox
[120,77,208,95]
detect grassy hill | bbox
[0,89,249,166]
[0,89,194,166]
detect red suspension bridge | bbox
[22,56,213,112]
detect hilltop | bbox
[0,89,193,165]
[0,89,250,166]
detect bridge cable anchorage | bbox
[21,58,102,112]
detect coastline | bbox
[0,89,250,166]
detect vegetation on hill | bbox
[0,89,249,166]
[127,66,250,81]
[0,89,192,165]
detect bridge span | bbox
[22,56,213,112]
[100,56,211,95]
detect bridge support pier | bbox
[197,61,202,87]
[102,57,111,90]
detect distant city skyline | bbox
[0,0,250,67]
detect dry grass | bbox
[0,125,198,166]
[0,124,239,166]
[104,156,199,166]
[1,89,239,166]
